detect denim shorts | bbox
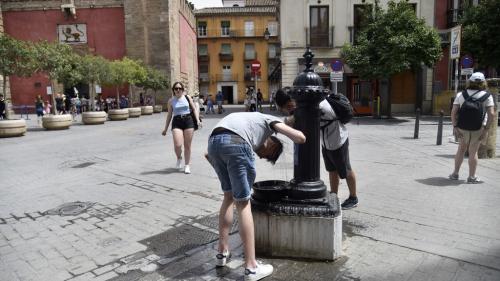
[172,114,195,130]
[207,133,255,201]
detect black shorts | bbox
[322,139,351,179]
[172,114,195,130]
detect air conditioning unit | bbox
[61,3,76,18]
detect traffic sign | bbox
[461,55,473,68]
[461,68,473,75]
[450,25,461,59]
[331,60,343,72]
[251,60,261,72]
[330,71,343,82]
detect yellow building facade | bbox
[195,2,280,104]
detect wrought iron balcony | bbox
[216,74,238,82]
[306,26,334,48]
[198,54,209,62]
[197,28,279,39]
[219,52,233,61]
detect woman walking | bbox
[162,82,201,174]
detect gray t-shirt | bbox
[213,112,282,150]
[319,99,348,150]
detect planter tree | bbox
[121,57,147,108]
[77,54,110,111]
[138,66,170,105]
[460,0,500,72]
[32,41,76,115]
[104,59,129,109]
[0,35,35,105]
[341,0,442,117]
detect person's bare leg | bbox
[235,200,257,269]
[346,170,357,197]
[183,128,194,165]
[218,192,234,253]
[329,171,340,194]
[467,140,481,178]
[172,129,184,160]
[452,138,468,175]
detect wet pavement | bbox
[1,106,500,281]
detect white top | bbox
[453,90,494,125]
[319,99,348,150]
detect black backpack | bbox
[324,93,354,124]
[457,90,490,131]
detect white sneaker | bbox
[176,158,182,170]
[244,261,273,281]
[184,165,191,174]
[215,250,231,267]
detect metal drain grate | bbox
[44,202,94,216]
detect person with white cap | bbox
[449,72,495,183]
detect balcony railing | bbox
[198,54,209,62]
[197,28,279,39]
[216,74,238,82]
[306,26,334,48]
[447,9,463,28]
[219,53,233,61]
[348,26,360,45]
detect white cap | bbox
[469,72,485,82]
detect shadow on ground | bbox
[141,168,182,175]
[416,177,464,187]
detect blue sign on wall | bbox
[461,56,473,68]
[331,60,343,72]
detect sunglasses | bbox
[174,88,183,91]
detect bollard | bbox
[436,110,444,145]
[414,108,420,139]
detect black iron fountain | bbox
[251,47,342,260]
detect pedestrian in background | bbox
[206,94,215,114]
[35,95,44,125]
[256,88,263,112]
[162,82,201,174]
[0,94,5,119]
[449,72,495,183]
[44,100,52,115]
[216,91,225,114]
[206,112,306,281]
[275,89,359,210]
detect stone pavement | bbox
[1,106,499,281]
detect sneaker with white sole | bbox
[467,176,482,184]
[215,250,231,267]
[184,165,191,174]
[176,158,182,170]
[244,261,273,281]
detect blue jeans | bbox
[207,134,255,201]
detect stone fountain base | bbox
[251,181,342,260]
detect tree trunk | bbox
[116,86,120,109]
[51,80,57,115]
[129,84,134,107]
[2,76,6,98]
[387,77,392,118]
[90,82,95,111]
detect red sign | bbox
[251,60,261,72]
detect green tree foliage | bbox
[120,57,147,107]
[342,0,442,79]
[139,67,169,95]
[341,0,442,115]
[77,55,110,111]
[103,59,130,109]
[32,41,76,114]
[461,0,500,70]
[0,34,35,97]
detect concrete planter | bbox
[128,107,141,118]
[141,106,154,115]
[42,114,72,130]
[153,105,163,113]
[82,111,107,125]
[0,119,27,138]
[108,109,129,121]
